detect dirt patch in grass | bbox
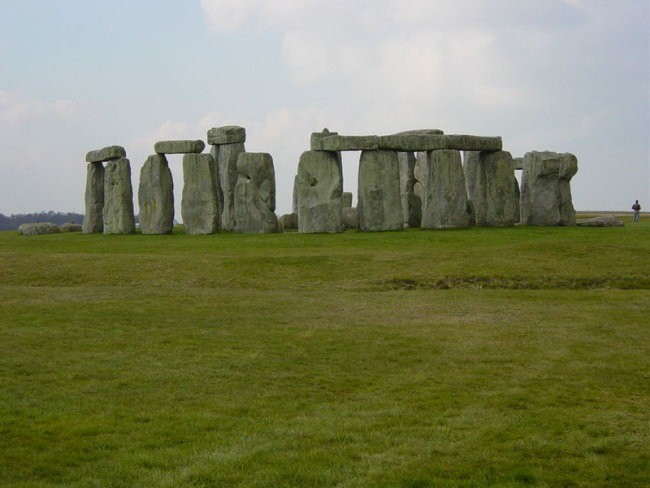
[379,276,650,290]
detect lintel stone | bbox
[154,140,205,155]
[379,134,502,152]
[86,145,126,163]
[207,126,246,145]
[311,135,379,151]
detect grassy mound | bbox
[1,218,648,487]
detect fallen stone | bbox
[181,154,220,234]
[520,151,578,226]
[18,222,61,235]
[211,142,245,231]
[154,140,205,155]
[234,153,279,233]
[342,192,353,208]
[60,223,82,232]
[82,161,104,234]
[207,126,246,145]
[138,154,174,234]
[342,207,358,229]
[85,145,126,163]
[398,152,421,227]
[103,158,136,234]
[357,150,403,232]
[311,135,379,151]
[420,150,474,229]
[279,213,298,231]
[577,215,624,227]
[296,150,344,233]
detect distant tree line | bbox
[0,211,84,230]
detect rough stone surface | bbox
[211,142,245,231]
[520,151,578,226]
[342,192,353,208]
[60,223,82,232]
[398,152,421,227]
[138,154,174,234]
[103,158,135,234]
[279,213,298,231]
[296,150,344,233]
[310,128,338,148]
[420,150,474,229]
[577,215,624,227]
[234,153,279,233]
[18,222,61,235]
[292,175,299,213]
[82,162,104,234]
[379,134,502,152]
[342,207,358,229]
[463,150,517,226]
[154,140,205,155]
[445,135,502,151]
[207,126,246,145]
[311,135,379,151]
[357,150,403,231]
[181,154,220,234]
[513,157,525,170]
[513,176,521,224]
[86,145,126,163]
[394,129,445,136]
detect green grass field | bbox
[1,218,649,487]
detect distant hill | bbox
[0,211,84,231]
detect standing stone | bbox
[292,175,299,213]
[357,150,403,232]
[210,142,245,231]
[181,154,220,234]
[520,151,578,226]
[138,154,174,234]
[342,192,353,208]
[513,176,521,224]
[103,158,135,234]
[398,152,421,228]
[463,150,517,226]
[296,150,344,233]
[342,207,358,229]
[82,162,104,234]
[420,150,473,229]
[234,153,279,233]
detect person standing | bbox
[632,200,641,222]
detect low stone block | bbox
[342,207,358,229]
[207,126,246,145]
[18,222,61,235]
[86,145,126,163]
[154,140,205,155]
[577,215,624,227]
[60,223,82,232]
[279,213,298,231]
[181,154,220,234]
[311,135,379,151]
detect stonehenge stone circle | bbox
[234,152,279,234]
[86,145,126,163]
[210,139,245,231]
[420,150,474,229]
[398,152,421,228]
[296,150,344,233]
[82,161,105,234]
[463,150,517,226]
[520,151,578,226]
[103,158,135,234]
[342,192,353,208]
[181,154,220,234]
[154,140,205,155]
[357,150,403,232]
[138,154,174,234]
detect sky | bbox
[0,0,648,216]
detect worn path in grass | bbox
[1,220,649,487]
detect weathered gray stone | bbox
[513,157,525,171]
[445,135,502,151]
[342,192,353,208]
[292,175,299,213]
[211,142,245,231]
[207,125,246,145]
[60,223,82,232]
[463,150,517,226]
[82,162,104,234]
[234,153,279,233]
[513,176,521,224]
[420,150,474,229]
[18,222,61,235]
[154,140,205,155]
[311,135,379,151]
[138,154,174,234]
[357,150,403,232]
[103,158,135,234]
[379,134,502,152]
[342,207,358,229]
[296,150,344,233]
[394,129,444,136]
[577,215,624,227]
[520,151,578,226]
[279,213,298,231]
[398,152,421,227]
[310,128,338,148]
[181,154,220,234]
[86,145,126,163]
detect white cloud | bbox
[0,89,76,126]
